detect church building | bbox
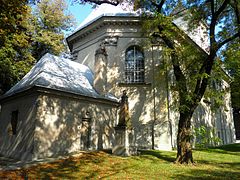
[0,4,236,160]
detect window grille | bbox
[125,46,145,83]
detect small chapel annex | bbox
[0,4,236,160]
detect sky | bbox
[67,1,93,27]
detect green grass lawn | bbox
[1,143,239,179]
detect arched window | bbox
[125,46,145,83]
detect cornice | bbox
[67,16,141,51]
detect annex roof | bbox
[3,53,117,102]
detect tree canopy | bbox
[0,0,75,94]
[224,39,240,109]
[31,0,75,60]
[0,0,34,93]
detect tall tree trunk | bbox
[157,26,197,163]
[175,110,195,164]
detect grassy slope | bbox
[0,143,239,179]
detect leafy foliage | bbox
[0,0,35,93]
[0,0,75,94]
[193,126,222,149]
[31,0,75,60]
[224,40,240,109]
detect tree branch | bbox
[193,55,214,103]
[218,31,240,50]
[158,0,165,10]
[157,25,190,110]
[215,0,230,19]
[209,0,217,46]
[210,0,230,46]
[81,0,120,6]
[193,0,234,107]
[210,0,215,15]
[231,0,240,36]
[150,0,166,13]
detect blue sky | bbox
[67,1,93,26]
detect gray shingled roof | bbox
[4,53,117,102]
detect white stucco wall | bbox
[214,80,235,144]
[0,88,118,161]
[71,19,172,151]
[0,94,39,160]
[34,92,117,159]
[173,15,209,53]
[190,79,235,146]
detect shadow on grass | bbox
[196,160,240,170]
[138,150,176,163]
[215,143,240,152]
[28,155,94,179]
[1,144,239,179]
[171,168,240,180]
[196,143,240,156]
[30,151,135,179]
[0,151,107,179]
[85,163,135,179]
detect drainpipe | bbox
[165,58,173,149]
[151,45,156,150]
[219,108,225,144]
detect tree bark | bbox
[175,111,194,164]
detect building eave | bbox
[0,86,120,107]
